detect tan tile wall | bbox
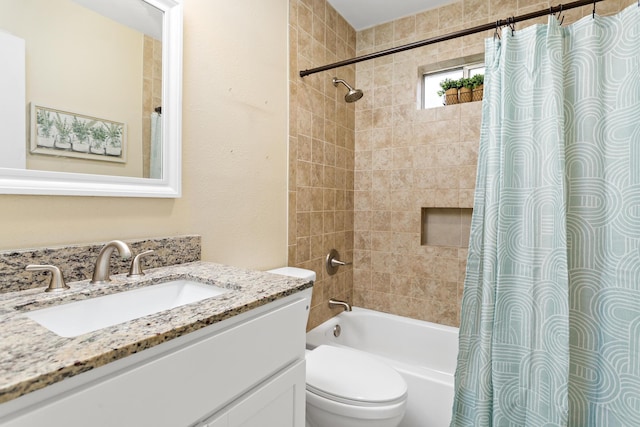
[352,0,635,327]
[289,0,357,330]
[286,0,634,329]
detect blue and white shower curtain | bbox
[451,5,640,426]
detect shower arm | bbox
[332,78,352,90]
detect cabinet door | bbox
[227,360,305,427]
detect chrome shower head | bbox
[332,77,363,103]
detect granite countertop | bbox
[0,261,312,404]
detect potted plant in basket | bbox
[459,77,473,103]
[437,78,461,105]
[471,74,484,102]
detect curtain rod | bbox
[299,0,605,77]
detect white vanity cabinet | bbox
[0,290,310,427]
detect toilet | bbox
[267,267,408,427]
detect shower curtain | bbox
[451,5,640,426]
[150,111,162,179]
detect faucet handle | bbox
[26,264,70,292]
[325,249,352,275]
[127,250,154,278]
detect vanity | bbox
[0,261,313,426]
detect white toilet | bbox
[267,267,408,427]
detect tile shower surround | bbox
[289,0,357,329]
[290,0,635,328]
[0,235,200,294]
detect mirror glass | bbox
[0,0,182,197]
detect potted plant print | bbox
[71,116,94,153]
[104,123,123,156]
[36,109,56,147]
[89,124,108,154]
[437,78,461,105]
[53,113,72,149]
[89,124,107,150]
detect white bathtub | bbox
[306,307,459,427]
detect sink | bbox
[25,279,229,338]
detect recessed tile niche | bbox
[421,208,473,247]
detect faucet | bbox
[91,240,132,284]
[328,298,352,312]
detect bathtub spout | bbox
[329,298,352,312]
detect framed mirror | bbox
[0,0,182,197]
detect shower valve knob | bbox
[326,249,352,275]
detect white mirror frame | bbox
[0,0,183,198]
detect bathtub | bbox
[306,307,459,427]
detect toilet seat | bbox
[306,345,407,407]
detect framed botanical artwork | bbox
[30,104,127,163]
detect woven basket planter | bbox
[459,87,473,103]
[445,88,459,105]
[472,85,484,102]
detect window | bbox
[420,55,485,109]
[423,68,463,109]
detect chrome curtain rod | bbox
[299,0,605,77]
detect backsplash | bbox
[0,235,201,294]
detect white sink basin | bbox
[25,279,229,338]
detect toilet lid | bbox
[306,345,407,405]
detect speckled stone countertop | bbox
[0,261,312,404]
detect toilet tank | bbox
[266,267,316,282]
[266,267,315,328]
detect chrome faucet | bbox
[91,240,132,284]
[328,298,352,312]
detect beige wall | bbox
[0,0,144,178]
[352,0,636,327]
[288,0,357,330]
[0,0,289,273]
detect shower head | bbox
[332,77,363,103]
